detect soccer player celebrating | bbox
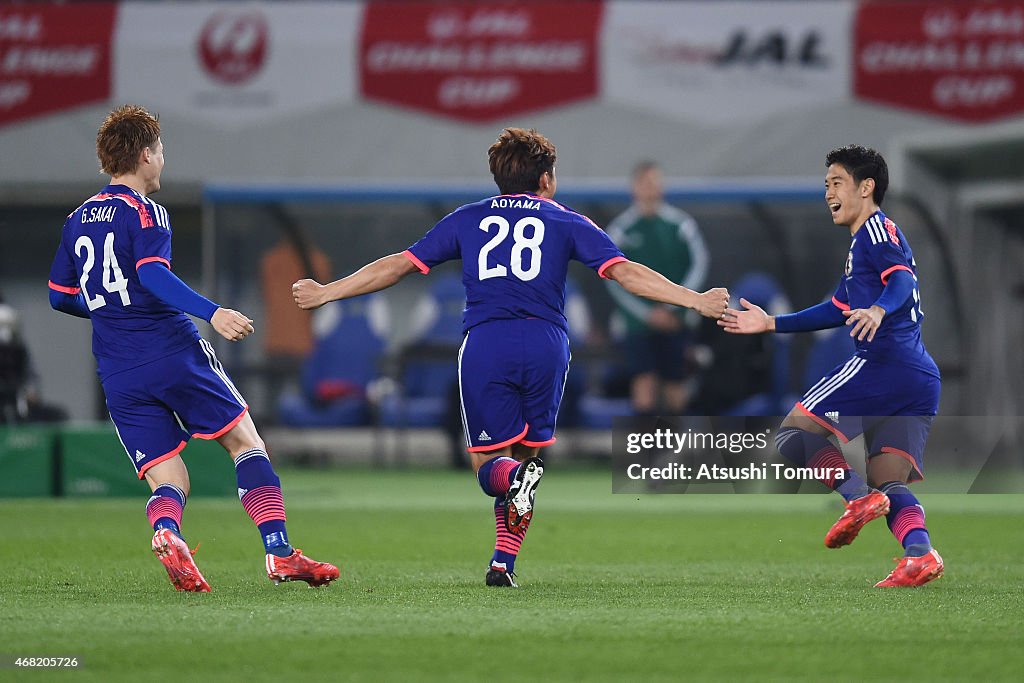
[48,105,338,592]
[719,145,943,588]
[293,128,729,587]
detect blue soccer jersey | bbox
[830,210,938,377]
[404,193,625,333]
[48,184,200,378]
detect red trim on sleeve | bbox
[48,280,81,295]
[598,256,628,279]
[830,296,850,311]
[521,437,556,448]
[136,256,170,270]
[192,406,248,440]
[795,402,850,443]
[137,440,187,479]
[880,264,913,284]
[466,424,530,453]
[402,249,430,275]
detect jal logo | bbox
[716,30,828,67]
[198,11,269,85]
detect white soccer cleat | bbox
[504,457,544,532]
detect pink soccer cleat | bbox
[151,529,211,593]
[875,549,944,588]
[266,549,339,587]
[824,490,890,548]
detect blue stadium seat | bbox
[277,295,389,427]
[378,274,464,428]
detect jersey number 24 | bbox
[75,232,131,311]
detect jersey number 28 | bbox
[75,232,131,311]
[478,216,545,281]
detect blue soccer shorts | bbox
[458,318,571,453]
[102,339,248,479]
[795,354,940,481]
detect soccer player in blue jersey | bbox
[293,127,729,587]
[48,105,338,592]
[720,145,943,587]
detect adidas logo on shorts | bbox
[478,430,491,441]
[135,450,146,462]
[825,411,840,424]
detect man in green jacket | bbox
[607,161,709,415]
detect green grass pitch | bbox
[1,467,1022,682]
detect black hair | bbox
[826,145,888,205]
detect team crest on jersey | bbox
[844,251,853,276]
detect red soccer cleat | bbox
[266,549,339,587]
[824,490,890,548]
[151,529,211,593]
[875,549,944,588]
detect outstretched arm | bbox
[138,262,254,342]
[603,260,729,319]
[138,262,219,321]
[293,253,419,310]
[719,298,846,335]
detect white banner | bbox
[114,2,361,127]
[602,1,854,125]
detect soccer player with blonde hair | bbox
[49,105,338,592]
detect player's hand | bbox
[843,305,885,342]
[693,287,730,319]
[718,297,771,334]
[211,308,254,342]
[292,279,328,310]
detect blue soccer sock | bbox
[146,483,186,539]
[879,481,931,557]
[477,456,520,497]
[235,448,293,557]
[775,427,870,501]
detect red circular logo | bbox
[198,12,269,85]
